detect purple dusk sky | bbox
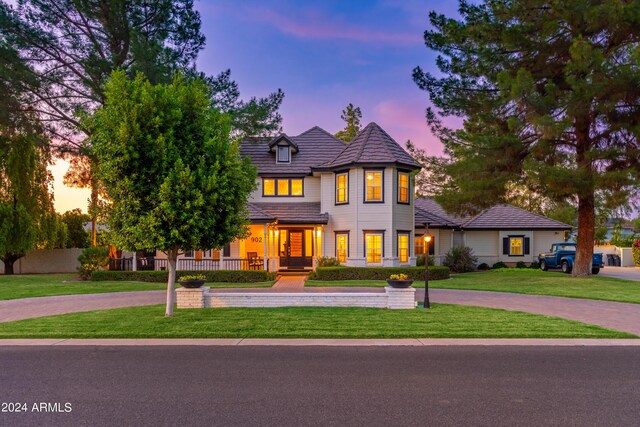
[51,0,463,213]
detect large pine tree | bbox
[414,0,640,276]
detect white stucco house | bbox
[146,122,571,272]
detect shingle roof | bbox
[462,205,572,230]
[250,202,329,224]
[414,198,572,230]
[315,122,420,171]
[248,203,275,223]
[239,127,347,176]
[414,197,468,226]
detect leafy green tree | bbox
[90,71,257,316]
[414,0,640,276]
[2,1,282,244]
[633,217,640,234]
[0,38,61,274]
[61,209,90,248]
[335,103,362,142]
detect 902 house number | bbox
[250,237,263,243]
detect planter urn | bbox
[178,279,206,289]
[386,279,414,289]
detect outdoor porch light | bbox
[424,235,432,243]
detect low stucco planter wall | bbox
[176,287,416,310]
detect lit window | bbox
[365,233,383,263]
[263,179,275,196]
[398,233,409,263]
[277,179,289,196]
[336,233,348,263]
[291,179,303,196]
[277,145,290,163]
[336,172,348,204]
[212,250,220,261]
[398,172,409,203]
[365,171,383,202]
[510,237,523,256]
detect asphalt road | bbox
[1,346,639,427]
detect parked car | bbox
[538,243,604,274]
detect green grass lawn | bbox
[306,269,640,304]
[0,274,274,301]
[0,303,633,339]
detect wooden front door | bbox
[281,229,312,268]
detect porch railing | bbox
[108,257,265,272]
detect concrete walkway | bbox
[272,274,307,290]
[0,287,639,337]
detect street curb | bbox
[1,338,639,346]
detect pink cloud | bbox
[373,99,445,155]
[241,7,420,45]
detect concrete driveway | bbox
[599,266,640,281]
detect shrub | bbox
[177,274,205,281]
[78,247,110,280]
[477,263,490,271]
[317,256,342,267]
[633,239,640,266]
[529,261,540,269]
[515,261,528,269]
[92,270,276,283]
[416,254,435,266]
[492,261,508,269]
[309,266,450,281]
[442,247,477,273]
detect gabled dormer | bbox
[268,134,299,164]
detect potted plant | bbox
[386,273,414,288]
[177,274,206,289]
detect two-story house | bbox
[145,122,571,273]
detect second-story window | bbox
[336,172,348,204]
[365,170,383,202]
[262,178,304,197]
[398,172,410,204]
[277,145,290,163]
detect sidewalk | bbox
[1,338,638,346]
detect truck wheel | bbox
[591,268,600,275]
[561,261,572,274]
[540,260,548,271]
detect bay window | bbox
[364,170,383,202]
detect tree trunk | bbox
[3,259,15,275]
[165,248,178,317]
[573,116,595,277]
[90,178,99,247]
[1,254,22,275]
[573,193,595,277]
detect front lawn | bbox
[306,269,640,304]
[0,303,633,338]
[0,274,273,301]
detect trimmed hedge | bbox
[308,266,450,281]
[92,270,276,283]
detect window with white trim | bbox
[277,145,290,163]
[398,233,409,263]
[336,233,348,263]
[510,237,523,256]
[336,172,348,204]
[365,171,383,202]
[365,233,383,263]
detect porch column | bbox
[313,226,318,269]
[263,224,268,271]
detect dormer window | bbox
[269,134,298,164]
[277,145,290,163]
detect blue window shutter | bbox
[503,237,509,255]
[524,237,530,255]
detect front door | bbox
[281,229,312,268]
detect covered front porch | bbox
[239,223,324,272]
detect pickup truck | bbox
[538,243,604,274]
